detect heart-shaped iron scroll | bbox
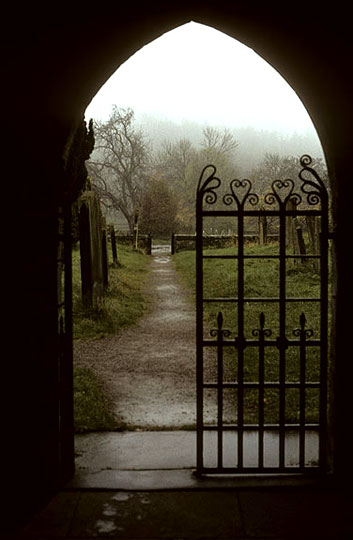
[265,178,301,207]
[224,178,259,209]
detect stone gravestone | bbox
[79,191,106,308]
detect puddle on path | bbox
[151,244,171,256]
[153,257,170,264]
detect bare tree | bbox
[201,126,239,158]
[87,107,151,233]
[153,128,239,232]
[156,138,195,190]
[139,175,179,236]
[199,126,239,192]
[252,153,329,196]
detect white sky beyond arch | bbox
[85,22,316,135]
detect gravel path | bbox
[74,246,198,429]
[74,245,236,430]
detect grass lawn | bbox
[72,243,150,339]
[173,243,329,425]
[73,242,151,432]
[73,367,118,433]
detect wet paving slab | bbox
[74,430,320,473]
[73,430,321,491]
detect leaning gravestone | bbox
[79,190,106,308]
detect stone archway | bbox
[74,22,332,479]
[51,9,348,481]
[3,4,353,531]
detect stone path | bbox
[74,245,198,429]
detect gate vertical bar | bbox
[216,313,224,469]
[196,187,204,474]
[257,313,266,469]
[279,200,287,470]
[298,313,307,469]
[319,195,329,471]
[237,208,244,470]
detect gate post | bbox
[258,213,267,245]
[110,225,119,266]
[306,215,320,272]
[79,201,92,307]
[171,233,175,255]
[102,224,109,289]
[293,217,307,263]
[133,211,139,250]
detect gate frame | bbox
[196,154,329,476]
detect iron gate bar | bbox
[201,210,323,217]
[204,383,320,388]
[237,195,245,470]
[202,424,320,430]
[252,313,271,468]
[203,382,320,388]
[196,168,205,472]
[196,467,323,475]
[202,338,321,347]
[195,155,329,476]
[279,191,287,469]
[302,320,308,468]
[318,178,329,472]
[203,297,322,302]
[203,255,322,259]
[210,313,232,468]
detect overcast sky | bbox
[85,22,316,134]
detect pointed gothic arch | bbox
[3,4,352,533]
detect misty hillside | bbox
[136,113,325,175]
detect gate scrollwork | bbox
[197,153,327,210]
[197,164,221,205]
[299,154,328,206]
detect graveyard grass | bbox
[74,366,118,433]
[72,241,328,431]
[173,243,327,425]
[72,244,150,339]
[73,243,150,432]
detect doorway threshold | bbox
[69,430,327,490]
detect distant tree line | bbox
[87,106,328,237]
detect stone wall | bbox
[113,231,152,254]
[171,233,263,254]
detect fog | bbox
[85,21,325,173]
[135,113,324,173]
[85,22,319,137]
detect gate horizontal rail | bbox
[202,297,322,303]
[201,209,323,217]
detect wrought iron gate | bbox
[196,155,329,475]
